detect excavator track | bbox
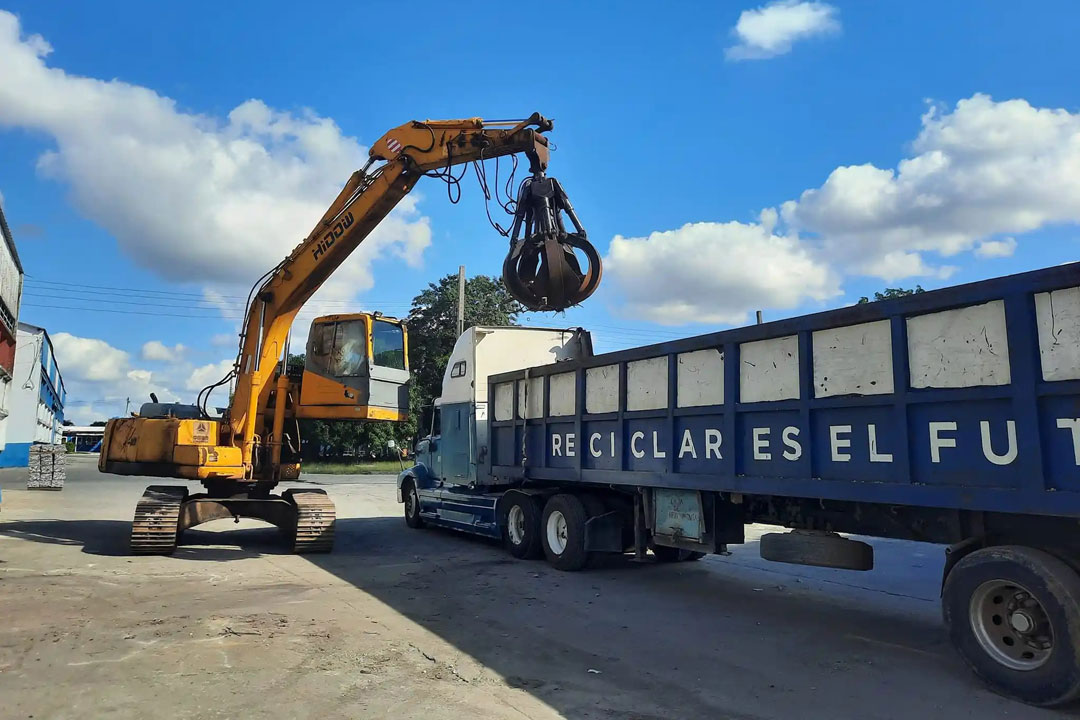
[287,489,336,553]
[131,485,188,554]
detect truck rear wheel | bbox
[541,494,589,571]
[943,545,1080,706]
[502,493,543,560]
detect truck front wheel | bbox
[943,545,1080,706]
[541,494,589,571]
[403,480,425,529]
[502,493,543,560]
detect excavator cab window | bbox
[372,320,406,370]
[308,322,335,374]
[328,320,368,377]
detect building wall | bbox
[0,324,66,468]
[0,203,25,456]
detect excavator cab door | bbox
[298,314,410,420]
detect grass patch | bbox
[302,459,408,475]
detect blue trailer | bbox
[398,262,1080,705]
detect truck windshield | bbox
[372,320,406,370]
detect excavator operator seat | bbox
[298,313,410,421]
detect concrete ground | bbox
[0,456,1071,719]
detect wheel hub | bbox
[546,510,568,554]
[970,579,1054,671]
[508,505,525,545]
[1010,610,1036,634]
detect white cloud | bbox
[186,359,235,392]
[604,218,839,325]
[608,94,1080,325]
[210,333,237,347]
[726,1,840,61]
[780,94,1080,277]
[52,333,131,382]
[0,11,430,306]
[975,237,1018,259]
[186,359,235,412]
[141,340,186,362]
[52,332,182,424]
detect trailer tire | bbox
[501,493,543,560]
[541,494,589,571]
[402,480,425,529]
[943,545,1080,706]
[760,531,873,571]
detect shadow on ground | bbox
[0,518,290,561]
[2,512,1066,718]
[306,518,1054,719]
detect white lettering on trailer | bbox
[1056,418,1080,465]
[980,420,1017,465]
[679,429,698,459]
[830,425,852,462]
[705,429,723,459]
[868,424,893,463]
[753,428,772,460]
[930,421,958,463]
[782,426,802,460]
[545,420,1072,467]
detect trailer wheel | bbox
[943,546,1080,706]
[541,494,589,571]
[403,480,425,529]
[502,493,543,560]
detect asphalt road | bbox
[0,457,1072,719]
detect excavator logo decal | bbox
[312,211,355,262]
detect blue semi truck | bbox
[398,262,1080,705]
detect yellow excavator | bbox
[99,113,601,554]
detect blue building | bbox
[0,322,66,467]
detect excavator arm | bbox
[226,113,599,474]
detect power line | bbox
[20,302,406,321]
[23,284,415,310]
[25,276,249,300]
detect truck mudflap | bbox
[646,489,744,555]
[584,511,625,552]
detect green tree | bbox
[857,285,926,304]
[406,274,525,429]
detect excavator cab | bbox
[296,313,410,421]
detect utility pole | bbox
[124,397,131,415]
[456,265,466,337]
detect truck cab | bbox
[400,326,592,533]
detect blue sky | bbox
[0,1,1078,423]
